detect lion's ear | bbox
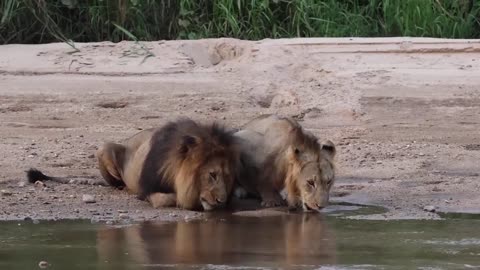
[179,135,197,154]
[320,140,336,159]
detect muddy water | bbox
[1,208,480,270]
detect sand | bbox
[0,37,479,221]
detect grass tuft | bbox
[1,0,479,44]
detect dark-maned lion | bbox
[234,114,336,212]
[27,118,239,211]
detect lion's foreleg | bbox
[147,193,177,208]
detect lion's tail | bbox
[26,168,107,186]
[27,168,70,184]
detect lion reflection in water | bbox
[96,214,336,268]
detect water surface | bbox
[1,208,480,270]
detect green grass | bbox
[1,0,479,44]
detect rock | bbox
[1,189,13,196]
[119,213,129,219]
[18,182,26,188]
[423,205,436,213]
[82,194,96,203]
[106,220,113,225]
[35,181,46,187]
[118,209,128,213]
[38,261,49,268]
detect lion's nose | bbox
[316,203,325,210]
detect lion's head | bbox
[268,123,336,212]
[171,122,238,211]
[287,140,336,212]
[195,156,235,211]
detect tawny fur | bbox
[96,118,239,211]
[234,114,336,211]
[25,118,239,211]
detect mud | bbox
[1,37,479,221]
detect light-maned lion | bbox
[27,118,239,211]
[234,114,336,212]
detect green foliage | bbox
[1,0,479,44]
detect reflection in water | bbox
[96,214,336,268]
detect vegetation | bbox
[1,0,479,44]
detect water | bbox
[1,207,480,270]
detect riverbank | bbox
[1,37,479,221]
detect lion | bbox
[234,114,336,212]
[27,118,239,211]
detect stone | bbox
[38,261,49,268]
[423,205,436,213]
[82,194,96,203]
[1,190,13,196]
[35,181,46,188]
[119,213,129,219]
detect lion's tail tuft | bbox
[26,168,52,183]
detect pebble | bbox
[82,194,96,203]
[38,261,49,268]
[35,181,46,187]
[1,189,13,196]
[423,205,436,213]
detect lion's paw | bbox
[261,197,285,208]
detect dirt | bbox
[1,37,479,222]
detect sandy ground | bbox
[0,37,479,222]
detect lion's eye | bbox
[209,172,217,181]
[307,180,315,187]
